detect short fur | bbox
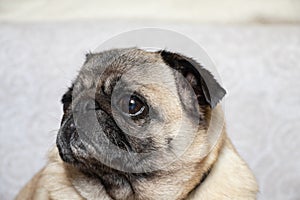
[16,48,258,200]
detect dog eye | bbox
[119,95,147,117]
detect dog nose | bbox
[56,116,77,163]
[69,120,76,132]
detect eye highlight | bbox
[118,95,147,117]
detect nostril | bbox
[69,121,76,131]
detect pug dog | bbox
[16,48,258,200]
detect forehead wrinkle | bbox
[84,48,175,97]
[103,74,122,95]
[126,63,176,89]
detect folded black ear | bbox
[159,50,226,108]
[61,84,74,113]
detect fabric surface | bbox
[0,22,299,200]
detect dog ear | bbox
[159,50,226,108]
[61,84,74,113]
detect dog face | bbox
[56,48,225,199]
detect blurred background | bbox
[1,0,300,23]
[0,0,300,199]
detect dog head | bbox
[56,47,226,199]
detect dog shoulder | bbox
[15,168,49,200]
[188,138,258,200]
[15,147,85,200]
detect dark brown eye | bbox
[119,95,146,117]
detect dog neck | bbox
[66,132,225,200]
[57,147,218,200]
[186,138,258,200]
[48,126,225,200]
[46,132,259,200]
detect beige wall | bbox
[0,0,299,23]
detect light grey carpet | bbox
[0,21,299,200]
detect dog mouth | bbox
[56,117,78,163]
[56,114,149,172]
[56,116,116,175]
[56,117,144,199]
